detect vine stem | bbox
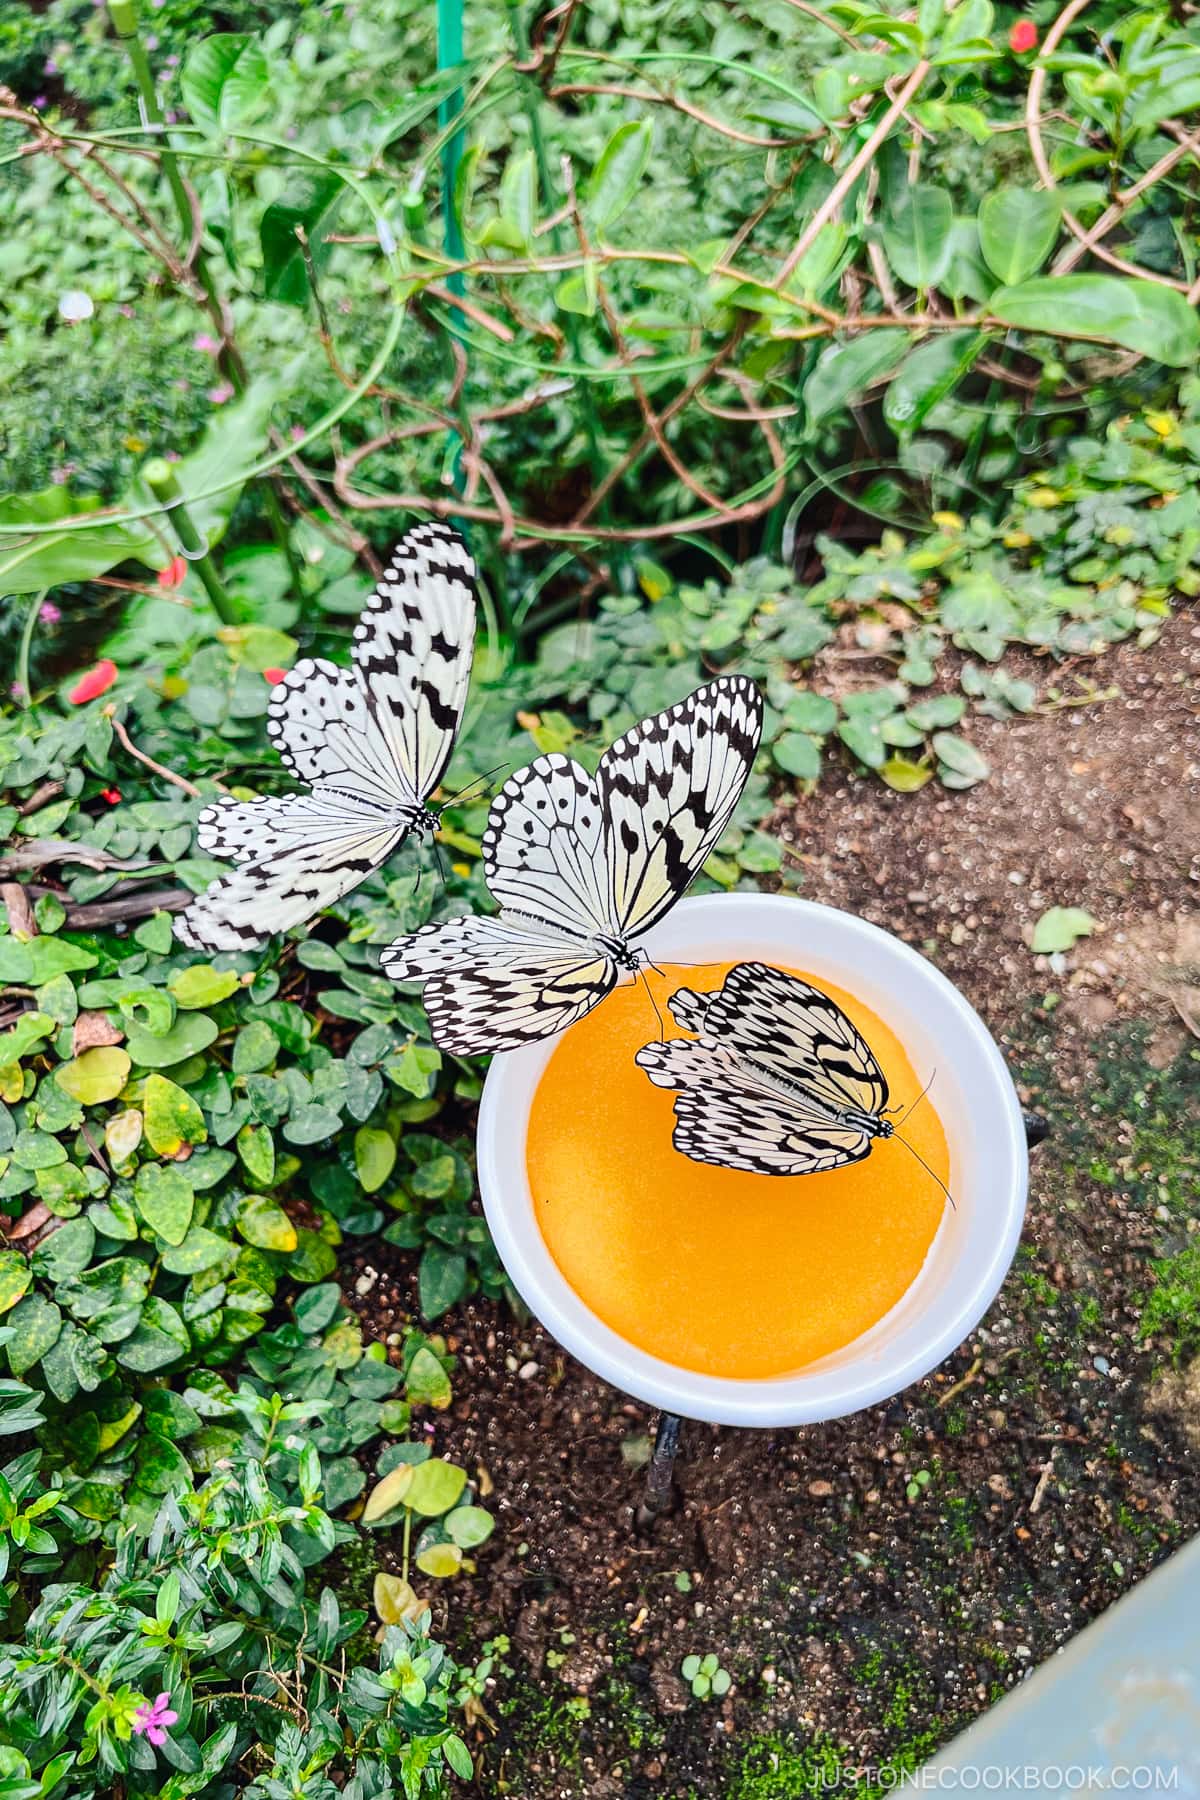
[774,59,930,289]
[142,458,237,625]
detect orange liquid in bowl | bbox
[527,962,949,1380]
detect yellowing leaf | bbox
[0,1251,32,1315]
[54,1046,131,1104]
[354,1127,396,1194]
[105,1109,144,1166]
[373,1571,426,1624]
[236,1194,297,1253]
[143,1074,207,1157]
[362,1462,415,1524]
[415,1541,464,1578]
[169,964,240,1009]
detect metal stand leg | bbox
[1022,1110,1049,1148]
[637,1411,682,1530]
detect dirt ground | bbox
[355,615,1200,1799]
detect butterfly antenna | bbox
[895,1067,937,1128]
[439,763,508,811]
[893,1130,956,1212]
[638,965,666,1039]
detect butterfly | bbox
[174,520,477,954]
[636,961,910,1177]
[381,675,764,1054]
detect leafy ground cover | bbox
[2,0,1200,1793]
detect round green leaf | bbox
[354,1126,396,1194]
[133,1163,195,1246]
[990,275,1200,369]
[415,1540,464,1578]
[404,1458,467,1518]
[0,1250,32,1315]
[978,188,1061,285]
[6,1292,62,1374]
[169,964,240,1009]
[125,1015,218,1070]
[445,1504,494,1549]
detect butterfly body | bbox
[174,521,477,953]
[383,676,764,1054]
[636,962,896,1176]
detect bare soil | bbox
[353,615,1200,1799]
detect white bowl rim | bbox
[476,893,1028,1426]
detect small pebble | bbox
[808,1479,834,1497]
[518,1360,539,1381]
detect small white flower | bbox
[58,290,94,322]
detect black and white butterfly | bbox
[174,521,477,954]
[380,676,764,1054]
[636,962,901,1176]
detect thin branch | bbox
[107,709,231,798]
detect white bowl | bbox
[476,893,1027,1426]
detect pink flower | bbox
[68,660,118,705]
[207,382,234,405]
[51,462,76,485]
[1009,18,1038,50]
[132,1692,178,1748]
[40,601,61,623]
[262,667,287,686]
[158,556,187,591]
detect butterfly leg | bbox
[635,1411,683,1532]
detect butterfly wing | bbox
[697,962,890,1115]
[667,986,709,1034]
[351,520,477,799]
[382,914,615,1054]
[635,1037,873,1175]
[600,675,763,940]
[266,522,476,808]
[482,754,611,938]
[174,794,404,953]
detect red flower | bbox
[158,555,187,590]
[1009,18,1038,51]
[100,786,122,805]
[262,667,287,686]
[68,659,118,705]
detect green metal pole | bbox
[437,0,467,296]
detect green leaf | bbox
[905,693,965,730]
[286,1228,337,1282]
[0,1252,32,1315]
[931,731,990,785]
[405,1457,467,1517]
[837,718,887,769]
[134,1163,195,1246]
[237,1123,275,1187]
[445,1503,494,1548]
[990,276,1200,368]
[772,732,822,781]
[978,188,1061,285]
[803,333,909,430]
[6,1292,62,1374]
[419,1247,467,1320]
[232,1021,279,1075]
[294,1282,342,1333]
[134,912,175,954]
[355,1127,396,1194]
[169,964,240,1009]
[125,1014,218,1069]
[0,1011,54,1065]
[237,1194,297,1253]
[884,330,987,436]
[160,1225,233,1275]
[283,1104,342,1146]
[143,1073,207,1157]
[181,33,272,134]
[261,173,346,307]
[586,120,653,232]
[1030,906,1097,954]
[443,1735,474,1779]
[881,184,954,289]
[54,1047,131,1105]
